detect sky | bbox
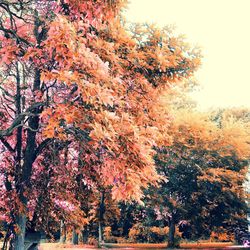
[125,0,250,110]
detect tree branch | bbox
[0,135,15,152]
[34,138,53,158]
[0,22,32,45]
[0,102,45,137]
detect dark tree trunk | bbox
[1,9,47,250]
[98,191,105,248]
[98,221,103,247]
[120,203,132,237]
[10,214,26,250]
[72,229,79,245]
[10,64,26,250]
[82,228,89,244]
[12,68,42,250]
[168,214,176,248]
[82,226,89,244]
[27,244,39,250]
[60,220,66,243]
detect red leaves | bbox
[0,43,19,65]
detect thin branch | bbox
[34,138,53,158]
[0,86,15,98]
[23,124,39,132]
[0,21,32,45]
[0,135,15,152]
[0,104,44,137]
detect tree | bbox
[148,110,250,247]
[0,0,201,249]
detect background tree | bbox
[147,110,250,247]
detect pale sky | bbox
[125,0,250,110]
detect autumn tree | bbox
[148,110,250,247]
[0,0,201,249]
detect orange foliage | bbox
[37,1,201,202]
[210,229,235,242]
[168,109,250,159]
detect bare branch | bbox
[0,135,15,152]
[0,102,45,137]
[34,138,53,158]
[0,21,32,45]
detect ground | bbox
[39,242,236,249]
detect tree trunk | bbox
[82,227,89,244]
[59,220,66,243]
[27,244,39,250]
[10,214,26,250]
[13,69,41,250]
[2,13,47,250]
[168,215,175,248]
[98,221,103,247]
[72,229,79,245]
[98,191,105,248]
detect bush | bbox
[128,223,148,242]
[87,236,98,246]
[103,226,112,240]
[148,226,168,243]
[210,227,234,242]
[128,224,175,243]
[104,226,128,243]
[104,224,182,243]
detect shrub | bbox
[88,236,98,246]
[210,228,234,242]
[128,223,147,242]
[148,226,169,243]
[103,226,112,240]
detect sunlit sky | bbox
[125,0,250,110]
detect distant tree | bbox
[147,110,250,247]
